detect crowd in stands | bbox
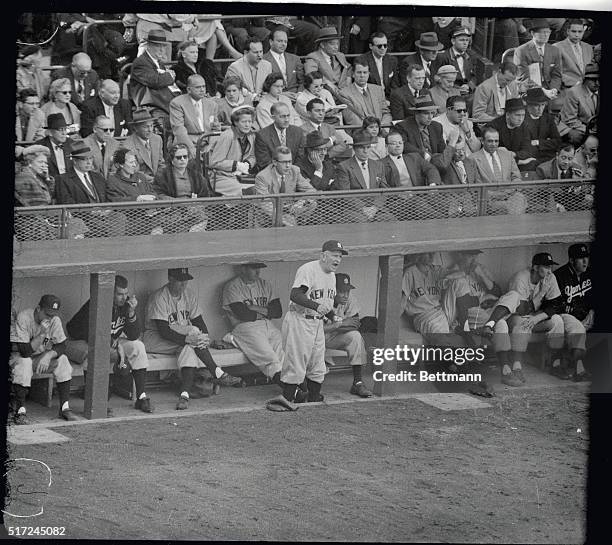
[14,14,600,237]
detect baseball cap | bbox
[168,267,194,281]
[532,253,558,266]
[336,273,355,290]
[38,294,61,316]
[322,240,348,255]
[242,262,267,269]
[568,244,589,259]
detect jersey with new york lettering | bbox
[402,264,444,316]
[222,276,275,327]
[145,284,202,332]
[10,309,66,355]
[509,268,561,313]
[290,260,336,314]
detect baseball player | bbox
[222,262,284,384]
[401,253,456,346]
[9,294,76,424]
[478,253,587,386]
[553,243,593,381]
[66,275,153,415]
[324,273,373,398]
[280,240,346,403]
[143,268,242,411]
[441,250,502,344]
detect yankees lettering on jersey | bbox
[412,285,440,298]
[290,260,336,313]
[145,284,202,332]
[402,264,444,316]
[168,309,192,325]
[242,295,269,306]
[222,276,276,327]
[310,288,336,301]
[564,279,592,303]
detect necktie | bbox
[100,142,106,159]
[455,161,467,183]
[360,161,370,188]
[490,152,502,181]
[424,61,431,77]
[77,79,85,101]
[537,47,544,63]
[279,174,286,193]
[83,172,97,199]
[279,130,286,146]
[592,92,598,114]
[194,100,204,131]
[573,43,584,71]
[278,54,287,80]
[330,56,335,70]
[420,128,431,153]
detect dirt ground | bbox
[3,384,588,542]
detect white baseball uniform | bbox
[222,275,283,378]
[281,260,336,385]
[143,284,206,369]
[10,309,72,387]
[325,291,366,367]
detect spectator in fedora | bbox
[35,113,74,180]
[399,32,445,89]
[295,131,337,191]
[490,98,538,171]
[434,27,476,94]
[122,109,166,181]
[561,63,599,146]
[472,61,520,123]
[16,88,46,143]
[523,87,561,164]
[513,19,562,98]
[50,52,100,108]
[304,27,352,95]
[80,79,132,138]
[548,97,571,141]
[428,65,461,114]
[130,29,182,118]
[226,37,273,100]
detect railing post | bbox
[59,208,69,239]
[273,195,283,227]
[477,186,488,216]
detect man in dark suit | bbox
[55,140,126,237]
[437,140,478,185]
[80,79,132,138]
[35,113,73,180]
[129,29,181,118]
[343,16,374,55]
[491,98,538,171]
[398,32,444,88]
[263,27,304,94]
[332,129,394,223]
[380,130,440,220]
[356,32,400,98]
[513,18,562,96]
[295,131,337,191]
[50,52,100,109]
[522,87,561,165]
[390,64,428,121]
[393,97,455,168]
[255,102,306,170]
[433,27,477,94]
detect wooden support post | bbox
[373,255,404,396]
[84,272,115,419]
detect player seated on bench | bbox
[323,273,373,398]
[10,294,76,424]
[478,252,587,387]
[143,267,242,411]
[221,262,284,384]
[65,275,153,416]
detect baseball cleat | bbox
[13,412,30,425]
[176,395,189,410]
[59,408,78,421]
[215,372,242,387]
[501,372,522,387]
[350,381,373,398]
[135,397,153,413]
[572,370,591,382]
[550,365,573,380]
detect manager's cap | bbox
[168,267,193,281]
[568,244,589,259]
[336,273,355,290]
[532,252,558,266]
[322,240,348,255]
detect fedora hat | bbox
[350,130,375,147]
[129,108,155,126]
[505,98,526,112]
[304,131,330,149]
[409,96,439,111]
[69,140,93,158]
[584,63,599,78]
[414,32,444,51]
[315,27,343,43]
[525,87,549,104]
[44,113,68,130]
[146,29,168,44]
[527,18,550,31]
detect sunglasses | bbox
[25,101,40,106]
[58,90,72,95]
[373,43,388,48]
[98,127,114,132]
[453,108,468,113]
[174,155,189,159]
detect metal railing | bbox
[13,179,595,242]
